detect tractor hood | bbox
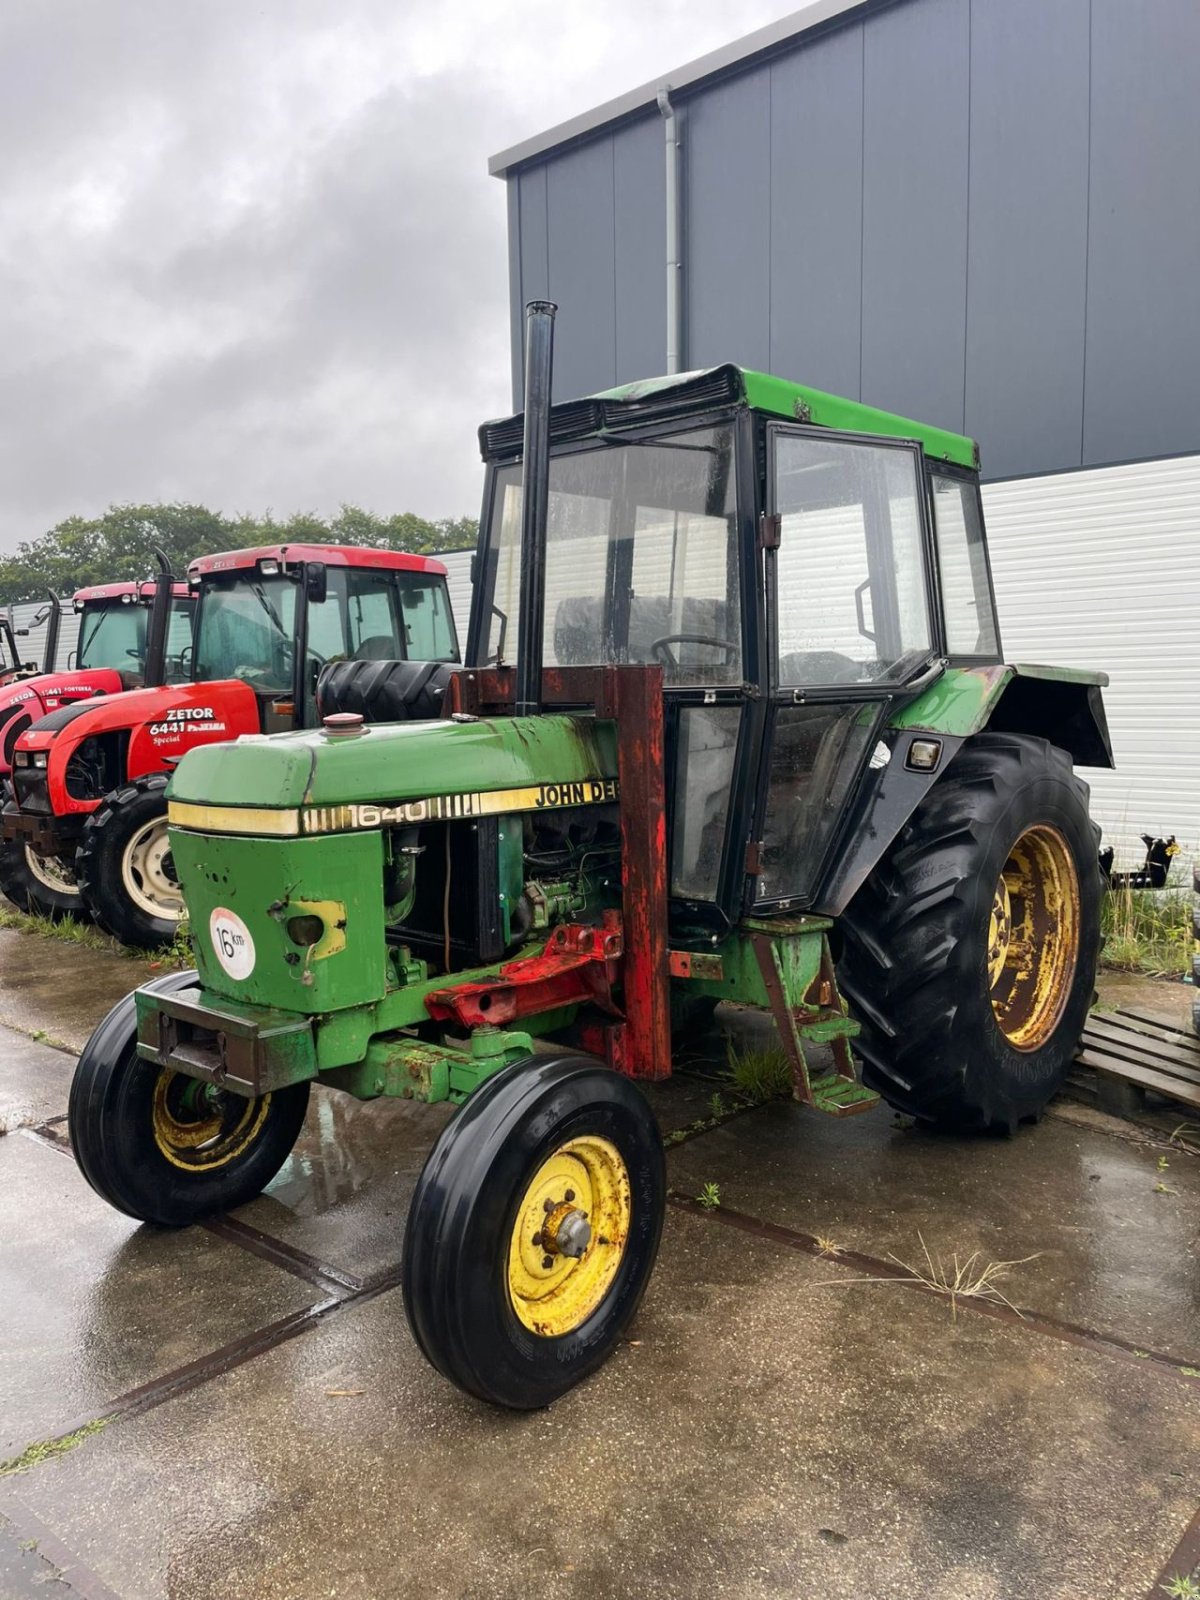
[167,714,620,836]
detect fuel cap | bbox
[322,712,365,738]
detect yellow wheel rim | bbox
[989,824,1080,1052]
[151,1069,270,1172]
[507,1135,631,1337]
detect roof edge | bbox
[489,0,866,178]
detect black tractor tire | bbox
[403,1053,665,1409]
[69,969,311,1227]
[76,774,182,949]
[0,779,89,920]
[838,733,1103,1134]
[316,659,455,725]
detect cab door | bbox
[750,425,940,911]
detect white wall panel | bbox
[983,455,1200,869]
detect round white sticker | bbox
[209,907,256,980]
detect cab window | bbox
[931,475,1000,657]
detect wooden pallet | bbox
[1075,1009,1200,1115]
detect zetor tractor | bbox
[3,544,457,943]
[70,303,1110,1409]
[0,567,194,912]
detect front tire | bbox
[76,774,183,948]
[403,1054,665,1409]
[838,733,1102,1133]
[69,970,310,1226]
[0,782,88,919]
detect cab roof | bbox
[479,363,979,470]
[73,581,191,603]
[188,544,447,579]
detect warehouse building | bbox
[490,0,1200,865]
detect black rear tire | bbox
[76,774,181,948]
[403,1054,665,1409]
[0,781,88,919]
[838,733,1102,1133]
[69,969,310,1226]
[316,659,455,724]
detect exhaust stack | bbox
[144,546,174,688]
[514,300,556,718]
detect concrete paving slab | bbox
[0,1029,74,1132]
[0,928,158,1053]
[668,1094,1200,1362]
[10,1207,1200,1600]
[235,1069,731,1285]
[0,1133,318,1456]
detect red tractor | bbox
[2,543,457,945]
[0,566,194,911]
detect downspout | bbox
[657,85,683,375]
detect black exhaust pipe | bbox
[144,546,174,687]
[514,300,556,719]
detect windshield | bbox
[193,575,298,694]
[479,423,741,687]
[76,597,193,680]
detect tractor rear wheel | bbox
[69,970,310,1226]
[0,781,88,920]
[838,733,1102,1133]
[77,774,183,948]
[403,1053,665,1408]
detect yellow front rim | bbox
[507,1135,631,1337]
[989,824,1080,1052]
[151,1069,270,1172]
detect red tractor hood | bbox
[0,668,126,776]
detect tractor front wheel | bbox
[0,782,88,919]
[77,774,183,948]
[838,733,1102,1133]
[403,1053,665,1408]
[69,970,310,1226]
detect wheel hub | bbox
[988,824,1080,1052]
[541,1202,592,1260]
[122,817,184,922]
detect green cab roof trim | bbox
[480,363,979,469]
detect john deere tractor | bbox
[69,304,1110,1408]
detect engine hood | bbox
[168,713,619,834]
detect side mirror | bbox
[305,563,328,604]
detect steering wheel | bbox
[650,634,738,672]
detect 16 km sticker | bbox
[209,907,255,980]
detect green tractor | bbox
[69,303,1110,1408]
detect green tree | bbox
[0,503,478,604]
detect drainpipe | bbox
[657,85,683,375]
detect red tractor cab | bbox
[2,543,456,945]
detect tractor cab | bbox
[72,581,195,687]
[470,364,1000,934]
[0,614,35,684]
[188,544,457,731]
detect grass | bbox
[1160,1576,1200,1599]
[695,1182,721,1210]
[0,903,193,969]
[728,1041,793,1102]
[822,1230,1041,1321]
[0,1418,108,1477]
[1101,883,1191,976]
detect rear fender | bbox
[817,664,1112,917]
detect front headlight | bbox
[32,751,48,769]
[14,751,29,768]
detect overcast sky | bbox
[0,0,791,551]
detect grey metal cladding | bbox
[684,67,772,373]
[546,138,617,401]
[964,0,1089,478]
[1083,0,1200,466]
[613,115,666,383]
[861,0,969,436]
[768,21,864,399]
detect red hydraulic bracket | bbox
[425,912,624,1030]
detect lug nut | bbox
[543,1198,555,1213]
[564,1189,575,1202]
[541,1255,554,1270]
[531,1231,543,1248]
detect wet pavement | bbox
[0,929,1198,1599]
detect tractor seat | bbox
[353,634,401,661]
